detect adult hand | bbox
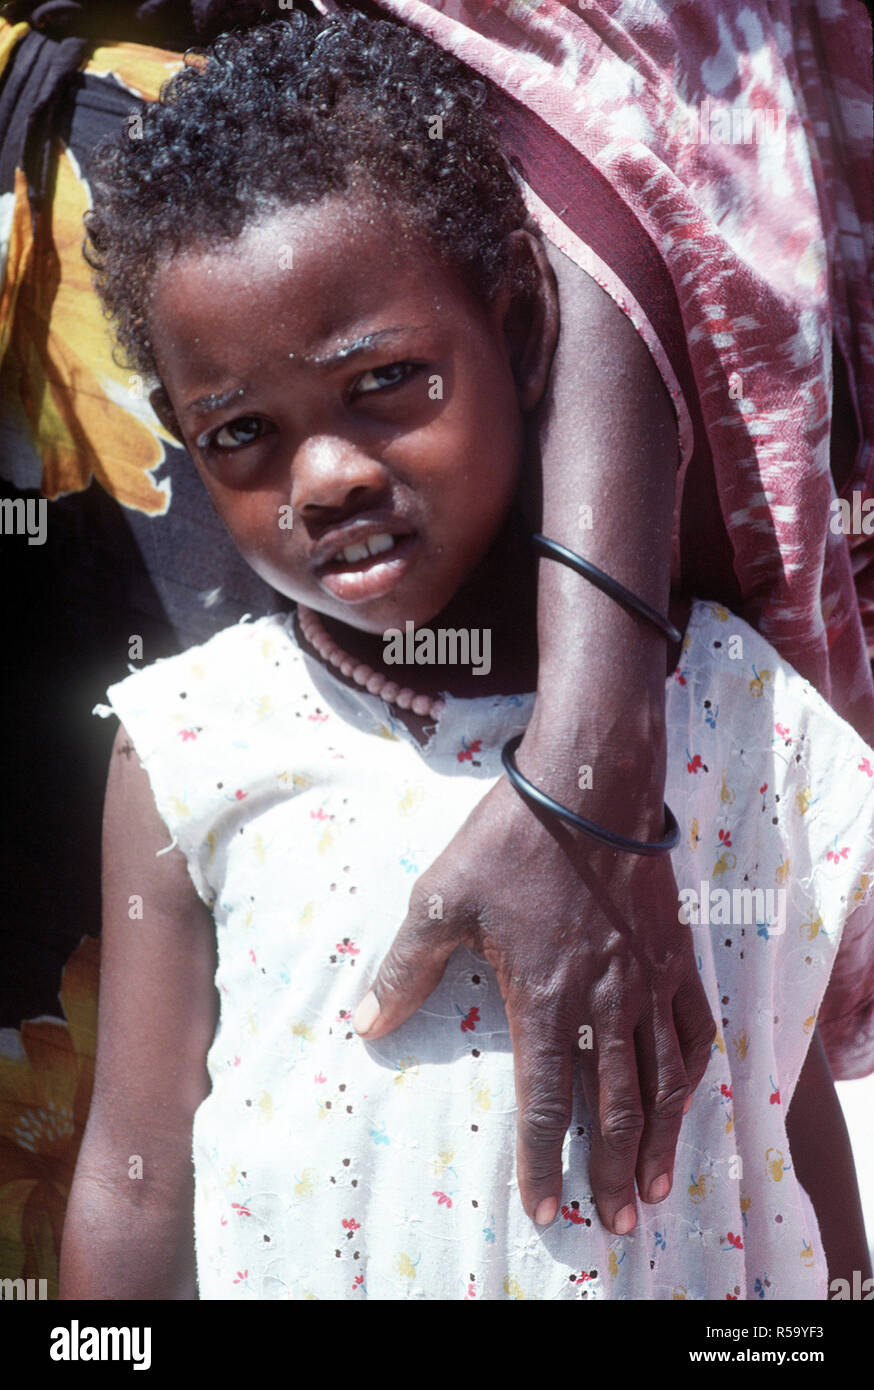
[352,760,717,1234]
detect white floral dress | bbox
[93,598,874,1299]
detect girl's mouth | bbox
[316,531,418,602]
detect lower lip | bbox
[316,534,419,602]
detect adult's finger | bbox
[507,1009,575,1226]
[351,901,459,1041]
[579,1031,645,1236]
[672,969,718,1101]
[633,1006,690,1205]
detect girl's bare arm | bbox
[786,1025,872,1289]
[59,721,218,1300]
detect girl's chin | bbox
[321,604,447,638]
[300,592,449,638]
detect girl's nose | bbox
[290,435,388,515]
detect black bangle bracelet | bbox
[532,533,682,646]
[501,734,680,856]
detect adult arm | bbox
[59,721,218,1300]
[353,236,716,1234]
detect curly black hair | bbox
[82,10,537,384]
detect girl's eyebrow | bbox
[303,326,425,368]
[186,386,248,417]
[184,327,426,415]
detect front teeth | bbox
[367,532,396,556]
[337,533,396,564]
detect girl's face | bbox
[147,191,554,635]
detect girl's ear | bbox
[149,384,185,443]
[492,228,560,412]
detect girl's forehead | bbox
[161,193,374,279]
[148,194,484,388]
[153,196,472,340]
[180,186,422,272]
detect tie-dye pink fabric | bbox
[316,0,874,1075]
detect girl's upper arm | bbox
[82,719,219,1202]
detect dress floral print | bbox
[93,600,874,1299]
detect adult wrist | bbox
[516,713,668,842]
[522,690,668,779]
[503,734,677,853]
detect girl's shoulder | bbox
[93,610,306,756]
[91,610,316,909]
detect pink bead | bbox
[297,606,438,715]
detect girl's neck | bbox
[302,507,540,734]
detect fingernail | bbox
[534,1197,558,1226]
[614,1204,636,1235]
[648,1172,671,1202]
[683,1094,693,1115]
[352,991,380,1036]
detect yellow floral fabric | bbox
[0,938,99,1298]
[0,21,186,511]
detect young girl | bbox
[60,12,873,1299]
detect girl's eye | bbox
[353,362,420,396]
[203,416,265,452]
[199,363,424,451]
